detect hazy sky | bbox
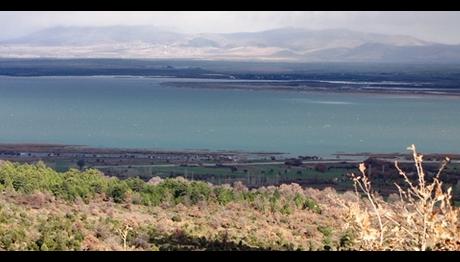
[1,11,460,44]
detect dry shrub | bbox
[15,191,54,209]
[279,183,304,197]
[115,219,138,251]
[344,144,460,250]
[232,181,248,192]
[81,234,107,251]
[147,176,163,185]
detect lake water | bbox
[1,76,459,157]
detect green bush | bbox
[294,193,305,209]
[214,187,235,205]
[317,225,333,247]
[303,198,321,214]
[339,230,354,249]
[188,181,212,204]
[280,203,293,215]
[158,179,189,204]
[293,193,321,214]
[107,181,129,203]
[126,177,145,192]
[0,161,108,201]
[0,226,27,250]
[155,179,212,205]
[242,191,258,203]
[139,185,164,206]
[36,216,84,251]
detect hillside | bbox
[0,145,458,251]
[1,26,459,63]
[0,161,343,251]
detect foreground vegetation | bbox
[0,160,337,251]
[0,145,458,251]
[343,145,459,250]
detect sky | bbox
[0,11,459,44]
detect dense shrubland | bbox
[0,161,321,214]
[0,145,458,251]
[0,160,332,251]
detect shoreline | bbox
[1,74,460,97]
[160,81,460,98]
[0,143,284,157]
[0,143,290,168]
[1,143,459,162]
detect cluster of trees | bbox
[0,161,321,215]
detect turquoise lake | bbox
[0,76,459,156]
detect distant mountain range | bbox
[1,25,459,63]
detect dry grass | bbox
[343,144,460,250]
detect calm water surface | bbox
[1,76,459,156]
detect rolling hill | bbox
[0,26,459,63]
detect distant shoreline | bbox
[2,74,459,97]
[1,143,459,161]
[0,143,284,156]
[160,81,460,97]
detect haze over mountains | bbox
[1,25,460,63]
